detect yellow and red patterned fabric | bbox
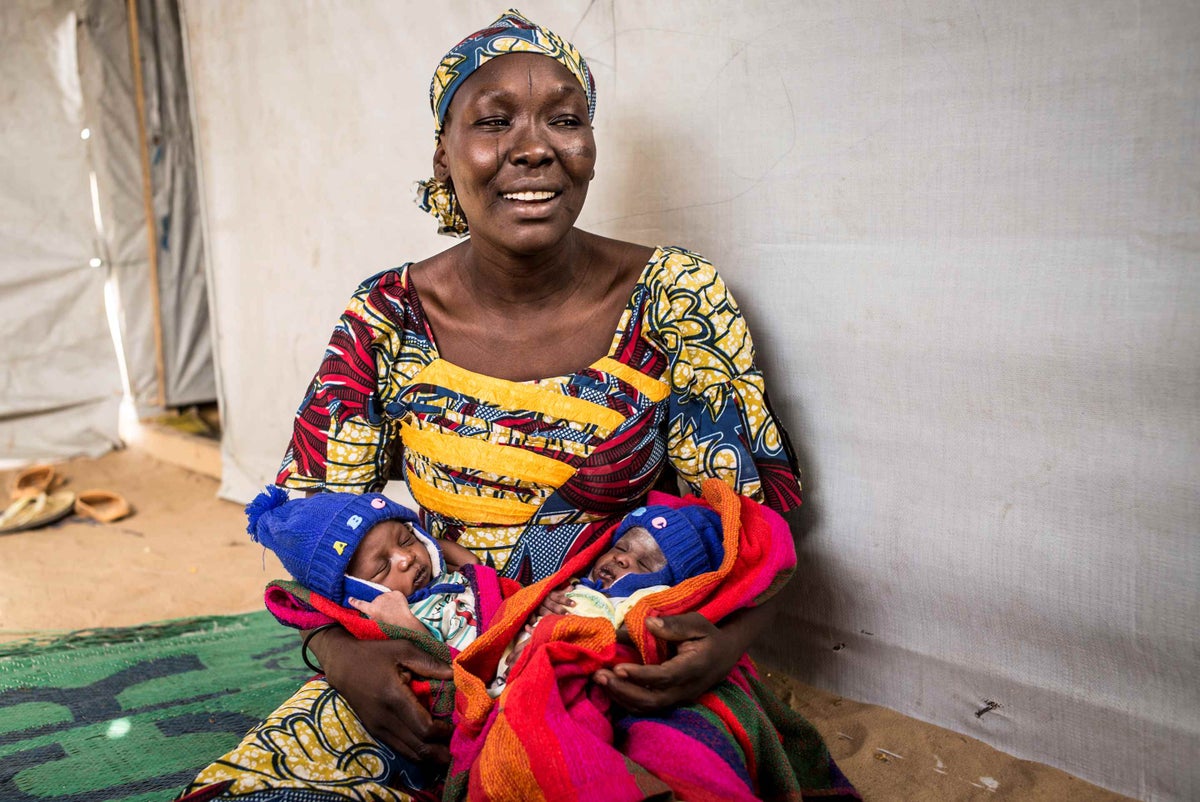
[277,247,801,583]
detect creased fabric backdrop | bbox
[180,2,1199,799]
[0,0,215,460]
[0,1,122,458]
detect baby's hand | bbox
[504,623,537,667]
[536,587,575,619]
[348,592,423,631]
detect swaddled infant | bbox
[247,487,723,658]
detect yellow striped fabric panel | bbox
[434,408,593,459]
[413,360,624,432]
[593,357,670,402]
[407,473,537,526]
[400,421,576,486]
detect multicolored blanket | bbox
[194,480,856,801]
[445,479,855,801]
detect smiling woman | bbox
[434,54,597,256]
[180,9,852,802]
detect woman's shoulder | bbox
[581,234,724,295]
[637,246,750,366]
[642,246,726,293]
[637,246,741,320]
[333,264,419,340]
[353,263,414,294]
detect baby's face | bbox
[587,527,667,589]
[346,519,432,597]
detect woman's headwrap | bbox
[414,9,597,237]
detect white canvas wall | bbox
[81,0,215,414]
[0,0,215,463]
[0,1,122,458]
[181,2,1200,799]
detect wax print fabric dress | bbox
[182,247,811,801]
[277,246,801,580]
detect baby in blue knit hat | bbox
[246,486,483,650]
[588,505,724,587]
[248,487,725,660]
[488,503,725,695]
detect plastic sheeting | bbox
[136,0,214,407]
[0,1,121,458]
[78,0,214,414]
[181,2,1199,798]
[0,0,216,462]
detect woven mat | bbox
[0,612,310,801]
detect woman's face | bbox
[435,53,596,255]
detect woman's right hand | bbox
[308,626,455,764]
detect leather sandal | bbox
[74,490,132,524]
[11,464,61,500]
[0,491,76,534]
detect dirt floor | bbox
[0,448,282,638]
[0,449,1133,801]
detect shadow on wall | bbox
[598,110,845,683]
[754,384,855,687]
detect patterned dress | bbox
[182,248,814,801]
[277,246,801,582]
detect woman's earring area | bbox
[417,143,468,237]
[415,175,469,238]
[446,181,466,232]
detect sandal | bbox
[0,491,76,534]
[74,490,132,524]
[11,464,61,500]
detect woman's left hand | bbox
[593,613,740,713]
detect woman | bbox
[183,10,851,801]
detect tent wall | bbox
[76,0,157,413]
[1,0,215,462]
[81,0,213,415]
[135,0,214,407]
[181,2,1199,799]
[0,1,122,458]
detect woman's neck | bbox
[457,229,594,312]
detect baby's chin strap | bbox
[407,580,466,604]
[578,570,667,598]
[404,519,459,604]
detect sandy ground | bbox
[0,449,1133,801]
[0,448,282,637]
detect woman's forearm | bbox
[717,593,781,657]
[299,623,455,760]
[302,624,347,672]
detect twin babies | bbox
[247,486,725,653]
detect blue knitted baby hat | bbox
[245,487,424,604]
[590,503,725,597]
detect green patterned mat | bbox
[0,611,310,801]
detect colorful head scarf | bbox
[414,9,597,237]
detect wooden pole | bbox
[126,0,167,409]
